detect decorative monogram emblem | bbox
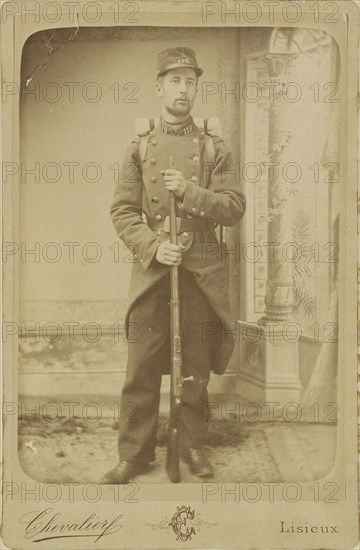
[147,504,217,540]
[169,506,196,541]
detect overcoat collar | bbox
[158,116,195,136]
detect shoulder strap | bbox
[193,117,219,165]
[135,118,159,165]
[202,124,223,242]
[203,132,215,165]
[138,136,149,164]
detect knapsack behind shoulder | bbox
[135,117,222,165]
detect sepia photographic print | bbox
[1,1,359,548]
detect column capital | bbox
[260,53,296,81]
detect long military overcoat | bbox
[110,118,246,374]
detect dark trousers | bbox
[118,267,219,463]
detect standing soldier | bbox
[101,46,246,484]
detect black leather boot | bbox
[182,448,214,477]
[100,461,149,484]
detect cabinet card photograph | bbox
[1,1,359,548]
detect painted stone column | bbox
[261,54,295,322]
[237,53,302,405]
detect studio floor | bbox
[17,334,338,484]
[18,415,336,484]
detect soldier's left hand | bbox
[161,169,187,198]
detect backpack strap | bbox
[203,132,216,165]
[135,118,159,165]
[194,117,218,165]
[202,124,225,243]
[138,135,149,164]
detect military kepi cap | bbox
[156,47,203,78]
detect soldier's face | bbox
[156,68,198,118]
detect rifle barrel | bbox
[166,157,182,483]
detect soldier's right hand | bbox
[155,240,182,266]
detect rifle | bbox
[165,156,183,484]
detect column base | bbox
[236,320,302,406]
